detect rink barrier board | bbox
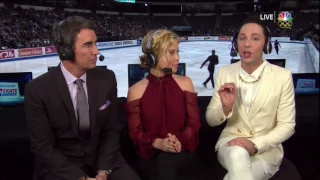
[304,38,319,73]
[0,39,140,63]
[0,38,317,66]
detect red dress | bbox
[125,73,201,160]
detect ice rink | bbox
[0,41,315,97]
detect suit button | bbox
[238,129,242,133]
[250,131,254,136]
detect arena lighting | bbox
[114,0,136,3]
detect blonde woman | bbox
[125,29,201,180]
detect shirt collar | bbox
[60,63,87,85]
[239,60,266,80]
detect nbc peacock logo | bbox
[277,11,293,29]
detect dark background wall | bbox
[0,94,318,180]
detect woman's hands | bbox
[152,133,182,153]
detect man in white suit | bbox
[206,17,296,180]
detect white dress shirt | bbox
[238,61,266,114]
[60,63,88,118]
[222,61,266,118]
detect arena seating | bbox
[0,6,319,50]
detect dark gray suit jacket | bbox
[24,64,125,180]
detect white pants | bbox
[217,139,278,180]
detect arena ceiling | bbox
[136,0,276,3]
[5,0,279,4]
[2,0,310,10]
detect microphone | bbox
[155,66,172,73]
[99,53,104,61]
[162,68,172,73]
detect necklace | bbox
[238,67,265,114]
[238,67,265,84]
[239,74,261,84]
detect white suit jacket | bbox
[206,60,296,166]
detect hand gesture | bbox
[152,137,176,152]
[218,83,236,113]
[227,137,256,154]
[167,133,182,153]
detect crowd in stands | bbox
[0,6,319,51]
[0,6,152,50]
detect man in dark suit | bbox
[24,16,140,180]
[274,40,281,55]
[200,49,219,88]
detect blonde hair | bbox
[139,29,180,68]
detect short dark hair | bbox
[51,16,97,56]
[238,16,270,43]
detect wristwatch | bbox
[97,170,112,176]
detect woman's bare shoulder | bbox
[127,78,149,102]
[172,74,195,93]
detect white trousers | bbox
[217,139,278,180]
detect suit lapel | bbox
[55,64,78,136]
[247,63,274,121]
[86,70,98,137]
[231,62,250,127]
